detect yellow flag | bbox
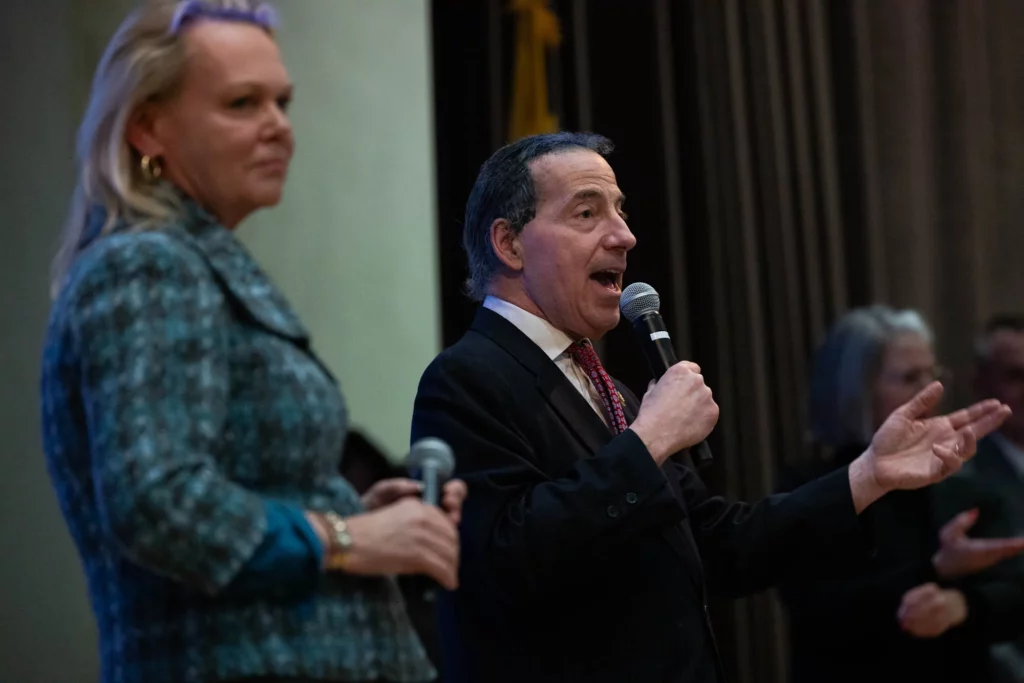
[508,0,561,141]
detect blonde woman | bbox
[41,2,462,682]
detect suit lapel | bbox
[471,308,612,456]
[540,366,612,456]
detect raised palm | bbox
[870,382,1010,491]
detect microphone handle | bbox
[632,313,713,468]
[417,460,444,600]
[421,460,441,506]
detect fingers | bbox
[443,479,468,506]
[902,588,967,638]
[343,499,459,586]
[361,478,423,511]
[417,546,460,591]
[899,582,940,616]
[666,361,712,395]
[966,536,1024,566]
[945,399,1003,431]
[442,480,468,525]
[413,506,460,590]
[894,382,944,420]
[963,404,1012,442]
[901,602,944,638]
[932,426,977,476]
[418,504,459,546]
[641,380,655,401]
[378,478,424,500]
[939,509,979,545]
[931,441,963,478]
[957,426,978,463]
[898,583,947,638]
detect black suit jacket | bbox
[934,437,1024,681]
[411,308,868,683]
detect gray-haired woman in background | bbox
[778,305,1024,683]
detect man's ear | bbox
[125,102,166,159]
[490,218,524,272]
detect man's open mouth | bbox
[590,270,623,293]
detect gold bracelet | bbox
[322,511,354,570]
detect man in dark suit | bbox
[410,132,1011,683]
[932,316,1024,681]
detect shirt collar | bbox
[483,295,577,361]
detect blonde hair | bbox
[51,0,271,297]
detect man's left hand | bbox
[849,382,1010,512]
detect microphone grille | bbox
[407,436,455,479]
[619,282,661,322]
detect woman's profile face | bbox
[871,332,939,428]
[131,20,295,228]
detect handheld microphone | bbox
[406,437,456,600]
[407,436,455,507]
[619,282,713,468]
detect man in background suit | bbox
[410,132,1011,683]
[936,316,1024,681]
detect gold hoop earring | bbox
[140,155,163,182]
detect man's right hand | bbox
[932,508,1024,580]
[629,361,720,465]
[311,497,460,589]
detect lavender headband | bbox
[169,1,278,34]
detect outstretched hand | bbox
[870,382,1009,490]
[849,382,1010,512]
[932,508,1024,580]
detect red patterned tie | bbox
[568,340,629,434]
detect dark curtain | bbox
[430,1,1024,681]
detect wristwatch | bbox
[321,511,354,570]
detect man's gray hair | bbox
[809,305,933,447]
[461,132,614,301]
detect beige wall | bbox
[243,0,441,461]
[0,2,96,681]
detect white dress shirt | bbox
[483,295,609,425]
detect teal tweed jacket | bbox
[40,201,434,683]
